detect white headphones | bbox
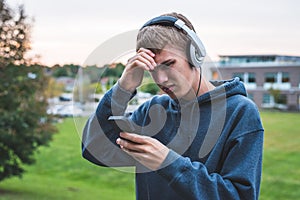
[141,16,206,68]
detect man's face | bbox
[150,46,198,100]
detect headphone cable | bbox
[195,67,202,97]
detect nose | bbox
[152,69,168,85]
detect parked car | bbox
[47,104,83,117]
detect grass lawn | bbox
[259,111,300,199]
[0,111,300,199]
[0,118,135,200]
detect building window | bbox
[248,73,256,83]
[282,72,290,83]
[263,93,271,104]
[233,73,244,82]
[265,72,277,83]
[277,94,287,104]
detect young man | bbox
[82,12,264,200]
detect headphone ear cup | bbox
[188,44,203,68]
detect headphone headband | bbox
[141,16,178,30]
[140,15,206,68]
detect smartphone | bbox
[108,115,136,133]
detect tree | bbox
[51,64,68,77]
[45,77,64,99]
[102,63,125,78]
[139,82,160,95]
[0,0,31,65]
[268,87,281,104]
[139,76,160,95]
[51,64,79,78]
[0,0,56,181]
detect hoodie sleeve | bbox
[157,129,264,200]
[81,82,137,167]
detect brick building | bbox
[212,55,300,111]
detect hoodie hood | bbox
[171,77,247,107]
[205,77,247,101]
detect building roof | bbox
[218,54,300,58]
[218,54,300,67]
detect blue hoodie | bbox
[82,78,264,200]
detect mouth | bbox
[160,85,175,94]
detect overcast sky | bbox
[8,0,300,66]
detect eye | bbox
[160,64,170,70]
[161,60,175,70]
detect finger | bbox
[120,132,148,144]
[129,59,151,71]
[127,54,153,71]
[135,55,156,71]
[116,137,146,153]
[120,146,146,162]
[138,48,155,57]
[138,52,157,69]
[138,49,157,68]
[130,53,156,71]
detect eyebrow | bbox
[157,59,175,68]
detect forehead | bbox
[154,46,186,64]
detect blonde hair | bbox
[136,12,196,55]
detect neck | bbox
[197,74,215,96]
[184,68,215,100]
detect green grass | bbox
[0,118,135,200]
[0,111,300,199]
[260,111,300,200]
